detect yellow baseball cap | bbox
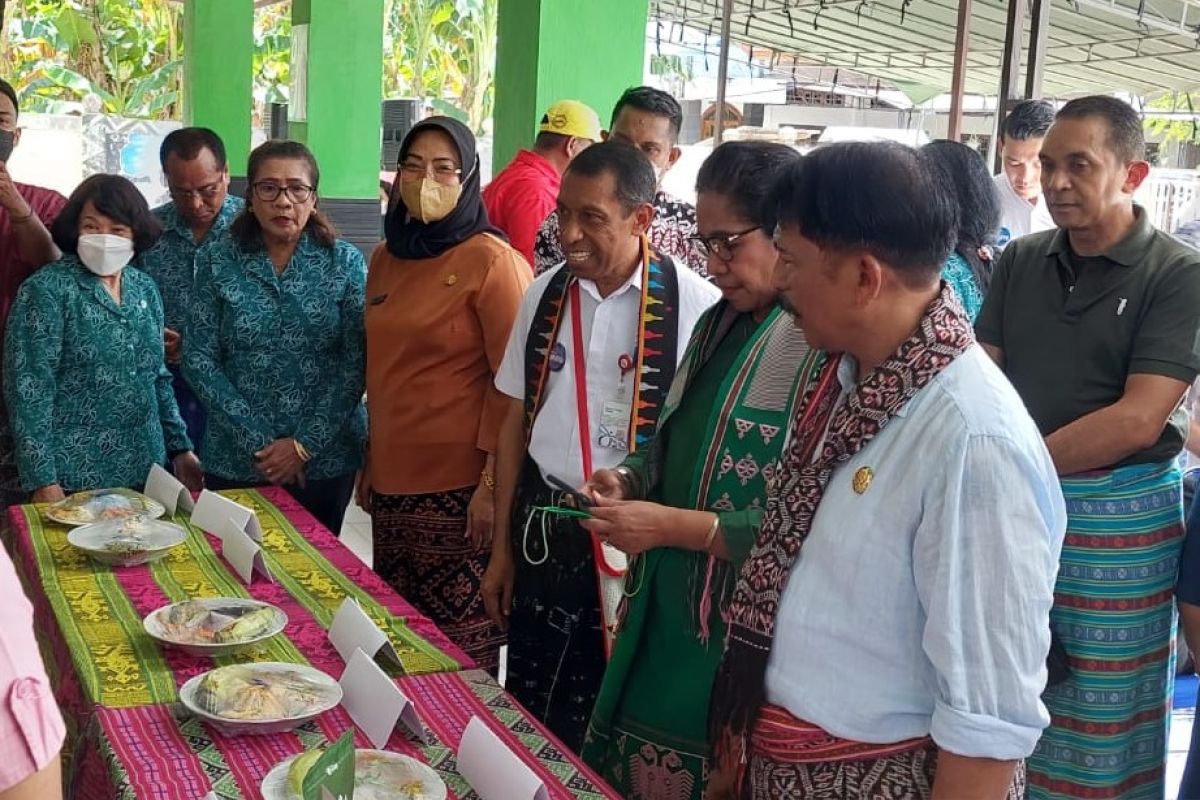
[539,100,603,141]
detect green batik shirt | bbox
[182,232,367,483]
[140,195,245,333]
[3,256,192,492]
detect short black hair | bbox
[564,139,656,214]
[611,86,683,141]
[230,139,338,251]
[159,127,227,171]
[921,140,1001,291]
[1055,95,1146,163]
[51,174,161,255]
[769,141,955,282]
[1001,99,1055,142]
[697,141,802,232]
[0,79,18,119]
[534,130,571,152]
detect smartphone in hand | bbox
[545,473,595,508]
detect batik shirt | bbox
[3,256,191,492]
[182,233,367,483]
[532,190,708,277]
[140,195,245,333]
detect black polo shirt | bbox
[976,207,1200,468]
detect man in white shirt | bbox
[482,140,717,751]
[707,141,1065,799]
[994,99,1057,250]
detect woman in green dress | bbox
[578,141,821,799]
[4,174,202,502]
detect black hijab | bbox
[384,116,506,260]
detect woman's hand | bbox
[255,438,305,486]
[481,550,515,630]
[466,482,495,550]
[172,451,204,493]
[579,495,676,557]
[585,468,627,502]
[31,483,65,504]
[354,464,373,513]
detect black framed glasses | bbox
[690,226,762,262]
[252,182,315,203]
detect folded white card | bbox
[458,715,548,800]
[339,647,428,748]
[191,489,261,542]
[220,518,273,585]
[144,463,194,516]
[328,597,399,666]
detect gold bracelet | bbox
[703,513,721,552]
[293,439,312,462]
[480,469,496,490]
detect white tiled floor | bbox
[338,500,372,569]
[1172,708,1194,799]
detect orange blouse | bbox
[365,233,531,495]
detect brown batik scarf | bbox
[709,284,976,773]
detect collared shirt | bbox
[0,183,67,336]
[767,346,1066,760]
[482,149,558,268]
[140,195,244,333]
[182,233,366,483]
[3,256,192,491]
[532,190,708,278]
[993,173,1055,251]
[495,261,719,487]
[976,206,1200,467]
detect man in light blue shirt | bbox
[708,141,1066,799]
[139,128,244,448]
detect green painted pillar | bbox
[183,0,254,175]
[493,0,648,174]
[290,0,383,200]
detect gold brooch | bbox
[852,466,873,494]
[445,274,458,286]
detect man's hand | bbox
[585,468,627,502]
[255,438,305,486]
[163,328,182,365]
[466,481,495,550]
[480,550,515,630]
[580,495,674,557]
[0,162,31,220]
[31,483,65,504]
[172,451,204,493]
[354,464,373,513]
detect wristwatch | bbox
[613,465,641,500]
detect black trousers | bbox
[504,463,606,753]
[203,472,355,535]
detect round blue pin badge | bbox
[548,342,566,372]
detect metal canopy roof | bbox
[653,0,1200,97]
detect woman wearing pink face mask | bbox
[360,117,531,674]
[3,174,202,503]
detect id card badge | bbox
[598,399,631,451]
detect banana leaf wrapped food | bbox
[195,664,338,721]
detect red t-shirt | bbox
[481,150,559,269]
[0,183,67,335]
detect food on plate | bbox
[195,665,333,721]
[47,488,164,525]
[158,602,280,645]
[287,749,324,795]
[281,749,443,800]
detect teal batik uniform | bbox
[141,195,245,333]
[182,232,367,483]
[3,256,192,492]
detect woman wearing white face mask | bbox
[3,174,202,503]
[359,117,530,674]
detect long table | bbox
[5,486,618,799]
[74,670,619,800]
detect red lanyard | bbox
[569,282,594,480]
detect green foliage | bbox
[0,0,498,132]
[1146,91,1200,144]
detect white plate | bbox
[180,662,342,736]
[46,488,166,526]
[261,749,447,800]
[144,598,288,657]
[67,516,186,567]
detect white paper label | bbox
[145,463,193,516]
[191,489,261,541]
[219,518,273,585]
[328,597,399,666]
[339,647,427,748]
[457,715,549,800]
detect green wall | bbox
[291,0,383,199]
[493,0,648,174]
[183,0,254,174]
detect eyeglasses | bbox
[169,183,223,202]
[399,162,462,182]
[252,182,315,203]
[690,226,762,262]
